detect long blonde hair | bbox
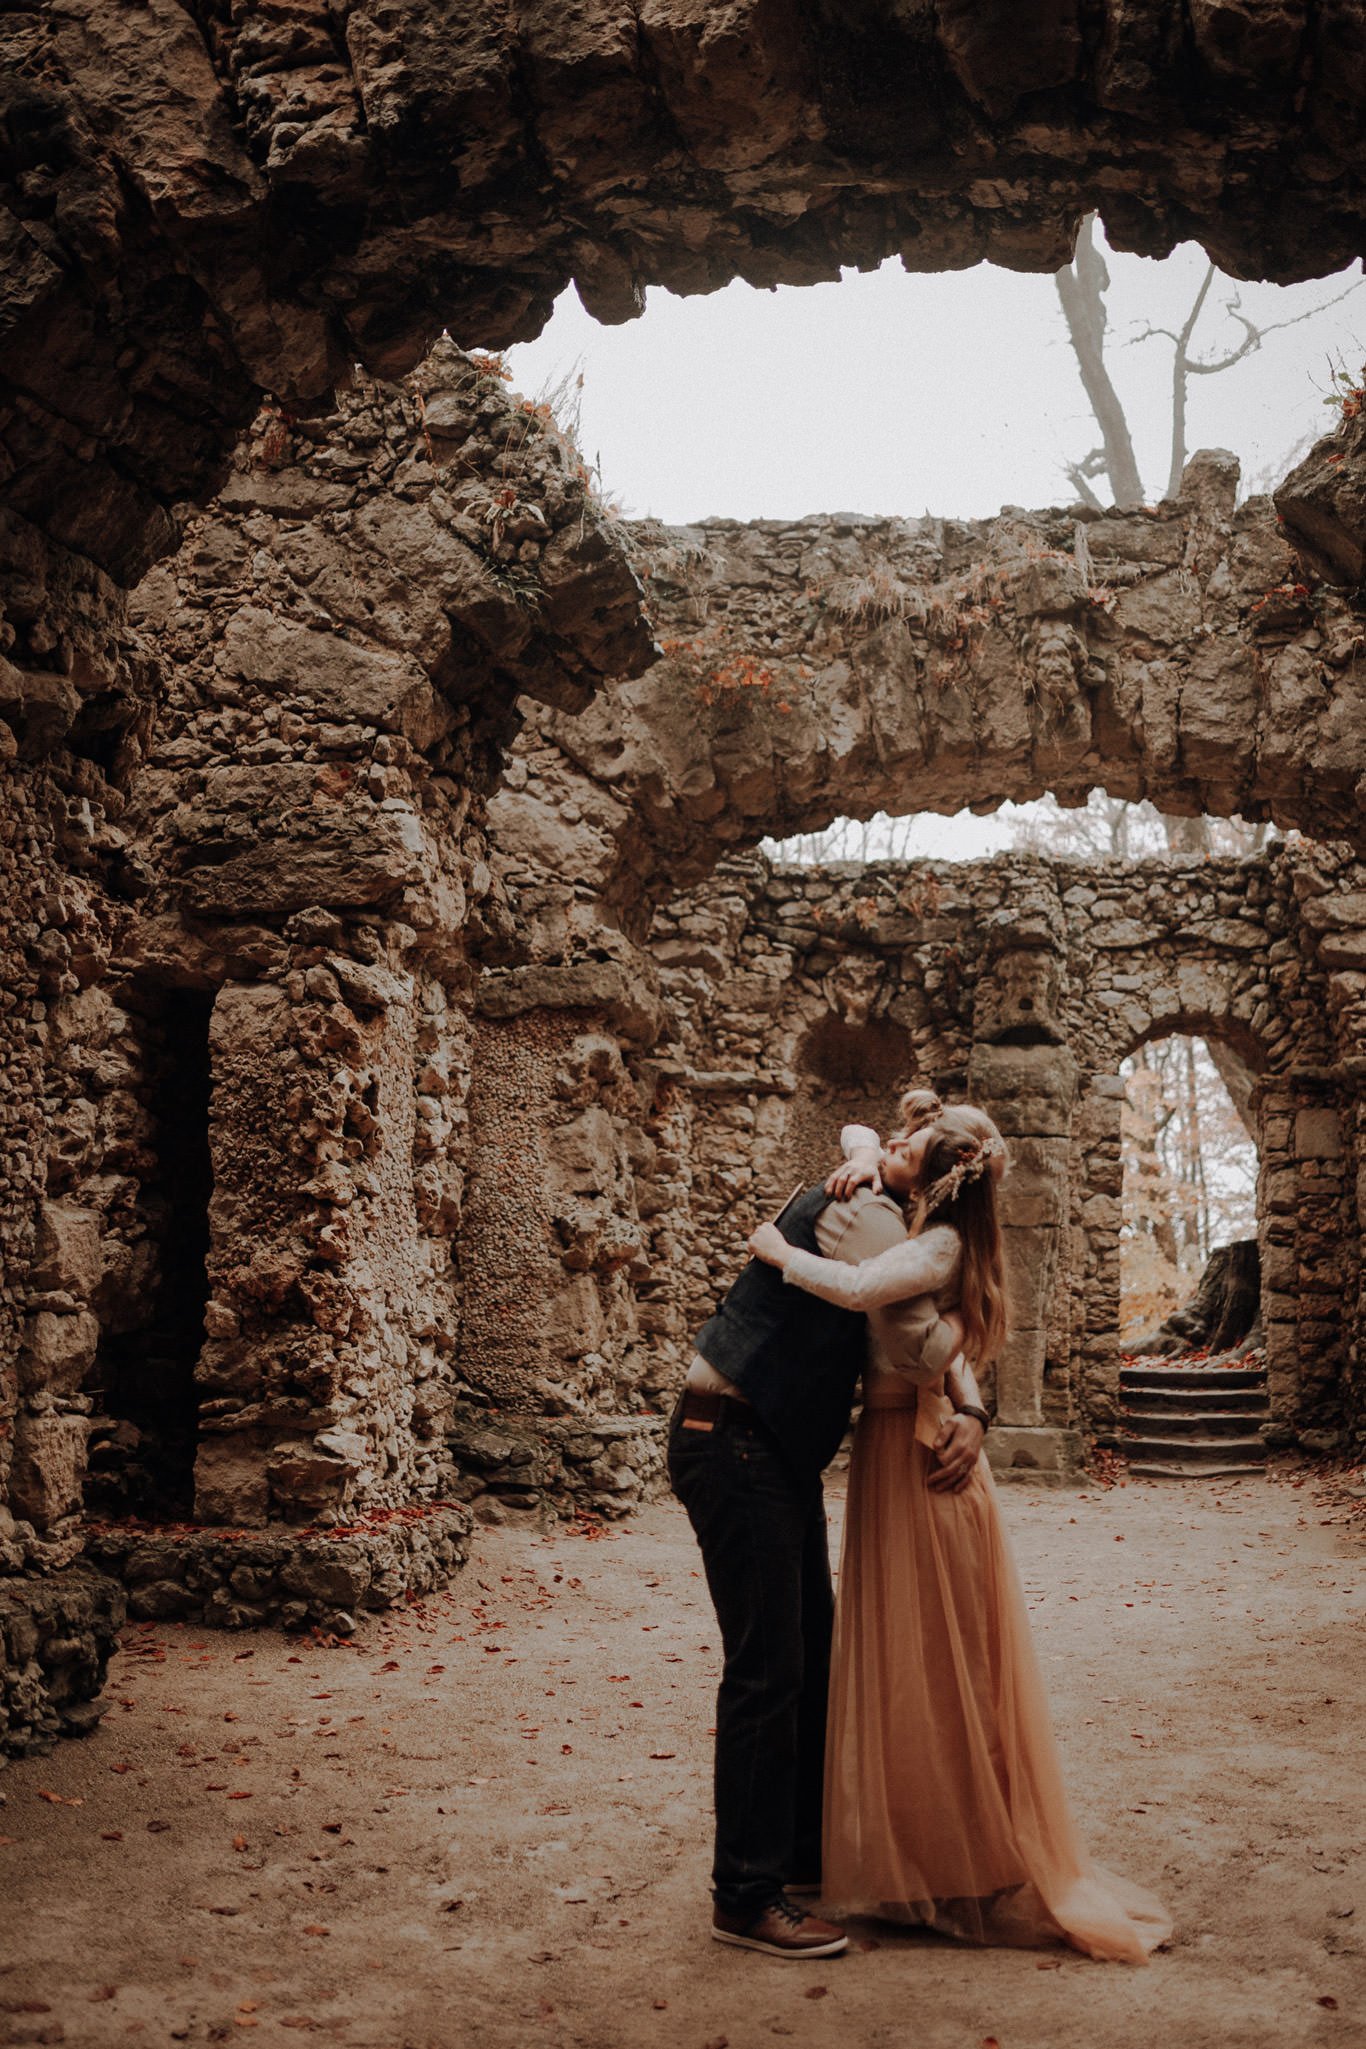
[909,1104,1009,1368]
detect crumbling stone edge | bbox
[1,1562,126,1762]
[84,1503,472,1638]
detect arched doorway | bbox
[1115,1033,1266,1477]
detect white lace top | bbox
[782,1222,963,1316]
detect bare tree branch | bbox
[1054,215,1146,508]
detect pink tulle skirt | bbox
[822,1389,1172,1962]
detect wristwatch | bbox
[955,1403,991,1433]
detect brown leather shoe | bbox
[711,1897,848,1958]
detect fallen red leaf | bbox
[301,1924,330,1937]
[1318,1996,1339,2010]
[804,1986,828,1999]
[36,1789,83,1807]
[227,1791,253,1800]
[232,1835,249,1853]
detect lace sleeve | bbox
[782,1226,960,1313]
[840,1123,882,1159]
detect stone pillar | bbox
[452,959,664,1518]
[968,1041,1083,1480]
[1258,1073,1354,1450]
[1069,1075,1126,1441]
[194,969,431,1528]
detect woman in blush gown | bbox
[749,1104,1172,1965]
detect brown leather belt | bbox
[677,1387,759,1433]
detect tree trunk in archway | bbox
[1128,1238,1261,1357]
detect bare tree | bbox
[1053,221,1145,510]
[1054,215,1363,509]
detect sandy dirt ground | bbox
[2,1465,1363,2049]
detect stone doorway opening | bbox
[1115,1031,1266,1477]
[86,988,215,1522]
[1119,1034,1260,1354]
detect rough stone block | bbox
[9,1412,89,1529]
[195,1438,270,1526]
[967,1043,1078,1137]
[30,1202,103,1297]
[18,1309,100,1397]
[1295,1107,1344,1160]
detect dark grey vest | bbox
[693,1183,867,1479]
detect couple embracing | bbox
[668,1087,1172,1964]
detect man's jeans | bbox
[667,1397,834,1919]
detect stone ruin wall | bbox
[0,344,660,1747]
[638,846,1364,1459]
[4,343,1366,1751]
[516,463,1366,924]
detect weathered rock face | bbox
[0,1561,125,1759]
[0,343,652,1735]
[506,458,1366,934]
[6,3,1366,591]
[1277,403,1366,588]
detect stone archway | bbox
[500,463,1366,936]
[5,15,1366,1737]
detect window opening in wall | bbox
[86,989,214,1520]
[762,793,1279,867]
[1119,1035,1259,1358]
[783,1013,941,1194]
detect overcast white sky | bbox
[503,232,1362,859]
[505,233,1361,524]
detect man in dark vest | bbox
[667,1144,987,1958]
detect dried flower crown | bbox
[921,1132,1006,1216]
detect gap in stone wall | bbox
[1118,1034,1260,1349]
[85,988,214,1523]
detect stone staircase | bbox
[1118,1356,1270,1478]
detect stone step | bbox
[1118,1431,1267,1463]
[1126,1459,1268,1481]
[1120,1388,1267,1415]
[1119,1408,1269,1436]
[1120,1366,1267,1394]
